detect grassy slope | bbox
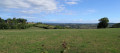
[0,28,120,53]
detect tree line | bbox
[0,17,119,29]
[0,17,30,29]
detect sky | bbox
[0,0,120,23]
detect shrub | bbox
[111,23,120,28]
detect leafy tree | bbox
[0,17,5,23]
[0,17,7,29]
[17,18,27,24]
[13,18,17,25]
[0,17,29,29]
[97,17,109,28]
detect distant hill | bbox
[45,23,116,29]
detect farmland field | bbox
[0,28,120,53]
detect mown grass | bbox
[0,28,120,53]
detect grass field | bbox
[0,28,120,53]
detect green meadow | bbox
[0,28,120,53]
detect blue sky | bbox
[0,0,120,23]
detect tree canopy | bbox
[97,17,109,28]
[0,17,29,29]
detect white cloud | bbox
[0,0,80,14]
[65,0,80,5]
[0,0,30,8]
[66,2,78,5]
[0,0,58,13]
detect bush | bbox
[54,26,65,29]
[17,24,30,29]
[0,23,9,29]
[111,23,120,28]
[43,26,55,29]
[11,25,18,29]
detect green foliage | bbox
[55,26,65,29]
[111,23,120,28]
[36,22,42,24]
[43,26,55,29]
[0,17,29,29]
[33,23,66,29]
[47,23,97,29]
[97,17,109,28]
[0,23,9,29]
[17,24,28,29]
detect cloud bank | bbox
[0,0,58,13]
[0,0,80,14]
